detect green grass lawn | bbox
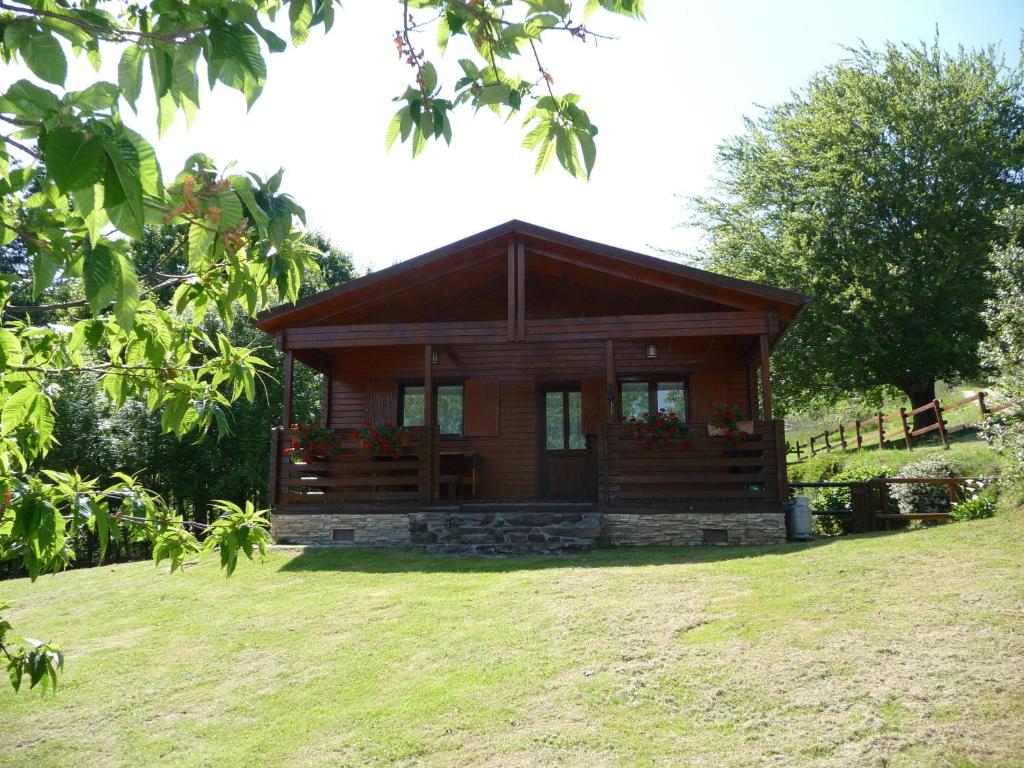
[3,512,1023,768]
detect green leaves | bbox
[22,29,68,86]
[42,128,104,193]
[118,45,144,110]
[83,243,118,314]
[522,95,598,178]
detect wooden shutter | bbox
[365,380,398,424]
[689,373,729,423]
[464,379,500,436]
[581,377,608,435]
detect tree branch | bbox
[0,1,203,44]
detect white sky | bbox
[13,0,1024,273]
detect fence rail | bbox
[789,477,989,533]
[787,391,1010,463]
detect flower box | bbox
[707,420,753,437]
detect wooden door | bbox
[539,386,594,500]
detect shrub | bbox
[889,455,961,515]
[810,464,889,536]
[952,495,997,521]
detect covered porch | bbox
[267,311,787,512]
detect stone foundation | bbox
[270,508,787,550]
[601,511,786,546]
[271,512,411,546]
[409,510,602,555]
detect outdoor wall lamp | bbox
[645,342,659,359]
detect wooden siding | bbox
[464,379,500,437]
[581,376,607,435]
[365,381,397,424]
[599,421,783,503]
[327,340,754,501]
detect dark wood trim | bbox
[516,240,526,341]
[605,339,615,421]
[268,427,281,506]
[284,320,507,349]
[747,361,759,421]
[282,312,769,349]
[528,245,770,312]
[506,238,516,342]
[424,344,434,503]
[282,349,293,428]
[760,333,773,421]
[321,370,332,427]
[525,311,770,341]
[255,220,808,333]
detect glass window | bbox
[621,381,649,420]
[400,384,464,435]
[437,385,464,436]
[401,386,424,427]
[545,391,564,450]
[567,391,585,449]
[657,382,687,419]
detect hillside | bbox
[2,513,1022,767]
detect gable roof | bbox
[255,219,809,333]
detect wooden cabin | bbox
[257,221,809,552]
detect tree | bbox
[0,0,642,691]
[691,40,1024,426]
[981,207,1024,494]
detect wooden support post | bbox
[877,411,885,450]
[795,441,803,461]
[747,360,759,420]
[268,427,281,507]
[934,399,950,449]
[850,482,871,534]
[424,344,434,503]
[838,424,847,449]
[978,390,989,415]
[899,406,912,450]
[809,435,816,456]
[824,430,831,452]
[854,419,863,449]
[759,333,773,421]
[320,370,332,427]
[774,420,788,501]
[506,239,516,341]
[281,349,293,429]
[515,241,526,341]
[605,339,615,420]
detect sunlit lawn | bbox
[2,510,1022,767]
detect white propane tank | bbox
[786,496,813,541]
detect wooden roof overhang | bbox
[256,220,810,371]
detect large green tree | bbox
[0,0,643,692]
[981,207,1024,493]
[692,40,1024,425]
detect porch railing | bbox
[598,420,788,504]
[271,427,430,506]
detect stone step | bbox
[410,509,602,554]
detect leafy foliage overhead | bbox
[691,40,1024,419]
[0,0,641,692]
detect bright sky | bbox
[29,0,1024,272]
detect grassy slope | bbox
[2,514,1023,768]
[784,381,1007,448]
[788,433,1005,484]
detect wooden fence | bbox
[790,477,988,533]
[787,391,1009,463]
[271,427,431,506]
[600,421,788,505]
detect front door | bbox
[540,387,594,500]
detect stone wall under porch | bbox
[271,506,787,551]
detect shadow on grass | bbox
[275,536,860,575]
